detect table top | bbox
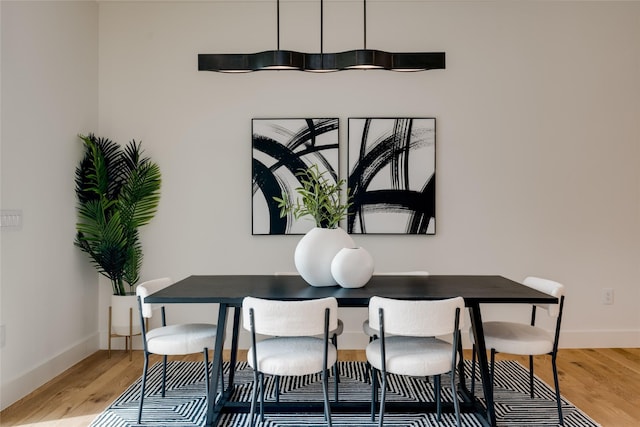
[145,274,556,307]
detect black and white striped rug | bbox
[90,360,600,427]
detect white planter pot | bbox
[331,247,375,288]
[294,227,355,287]
[110,294,142,336]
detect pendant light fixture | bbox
[198,0,445,73]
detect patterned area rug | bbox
[90,360,600,427]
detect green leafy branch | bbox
[274,164,352,229]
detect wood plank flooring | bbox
[1,348,639,426]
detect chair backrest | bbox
[368,296,465,337]
[136,277,172,318]
[524,276,564,318]
[242,296,338,337]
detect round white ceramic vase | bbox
[295,227,355,287]
[331,246,375,288]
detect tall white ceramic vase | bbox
[331,247,375,288]
[295,227,355,287]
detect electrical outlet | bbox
[602,288,614,305]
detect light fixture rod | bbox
[320,0,324,54]
[277,0,280,50]
[363,0,367,50]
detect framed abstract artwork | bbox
[252,118,340,235]
[347,118,436,235]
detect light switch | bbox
[1,210,23,230]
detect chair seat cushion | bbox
[146,323,217,355]
[366,336,455,377]
[482,321,554,355]
[248,337,337,376]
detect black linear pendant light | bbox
[198,0,445,73]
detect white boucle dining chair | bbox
[275,272,343,401]
[469,276,566,425]
[362,271,430,339]
[360,272,430,384]
[136,278,219,424]
[243,296,339,427]
[366,296,465,427]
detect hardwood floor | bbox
[1,348,639,426]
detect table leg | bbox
[227,307,241,390]
[456,330,467,391]
[468,303,497,427]
[206,303,229,426]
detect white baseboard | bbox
[0,333,99,411]
[558,329,640,349]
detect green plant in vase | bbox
[273,164,355,287]
[273,164,352,229]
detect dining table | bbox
[144,274,557,427]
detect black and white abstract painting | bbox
[347,118,435,234]
[252,118,340,235]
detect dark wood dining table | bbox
[145,274,557,427]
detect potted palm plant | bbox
[274,165,357,287]
[74,133,161,353]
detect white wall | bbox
[98,0,640,349]
[0,0,99,410]
[1,0,639,410]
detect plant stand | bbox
[108,306,137,360]
[108,294,144,361]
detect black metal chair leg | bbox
[259,373,265,423]
[364,335,376,384]
[552,355,564,425]
[331,334,340,402]
[161,354,168,397]
[378,370,386,427]
[451,369,461,427]
[529,354,535,398]
[249,368,259,427]
[322,368,333,426]
[371,367,378,421]
[435,374,442,422]
[333,365,339,402]
[137,353,149,424]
